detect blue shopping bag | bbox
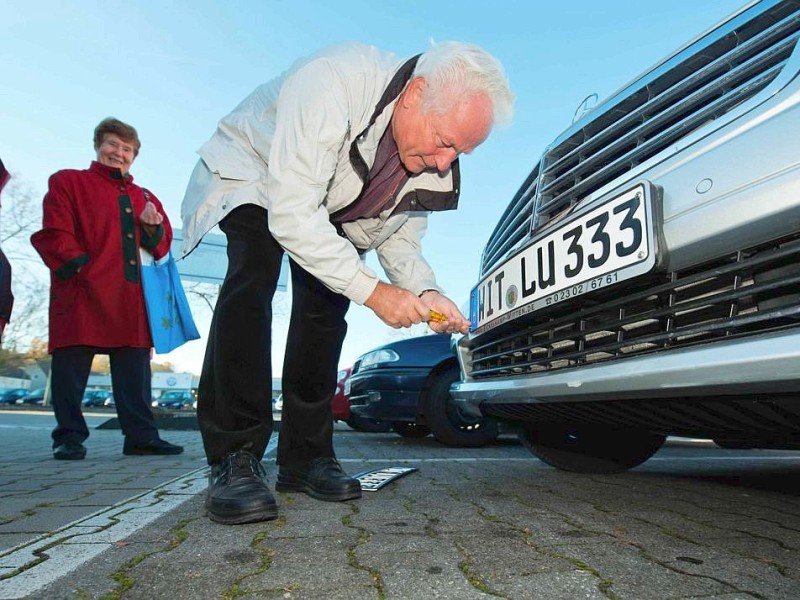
[140,250,200,354]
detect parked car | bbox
[82,389,113,407]
[0,388,29,405]
[348,334,498,447]
[452,0,800,473]
[334,366,391,433]
[331,368,350,421]
[16,388,45,406]
[152,390,195,410]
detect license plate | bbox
[470,183,657,334]
[353,466,418,491]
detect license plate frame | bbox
[470,182,658,334]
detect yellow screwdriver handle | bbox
[428,309,447,323]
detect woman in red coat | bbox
[31,117,184,460]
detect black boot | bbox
[205,450,278,524]
[276,457,361,502]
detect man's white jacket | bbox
[180,43,461,305]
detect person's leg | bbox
[198,204,283,463]
[50,346,94,458]
[200,203,282,524]
[108,347,159,443]
[109,346,183,455]
[277,258,350,465]
[275,259,360,501]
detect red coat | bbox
[31,161,173,352]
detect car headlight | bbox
[358,348,400,369]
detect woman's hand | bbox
[139,201,163,226]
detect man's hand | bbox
[139,201,164,226]
[365,282,429,328]
[419,290,470,334]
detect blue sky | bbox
[1,0,747,374]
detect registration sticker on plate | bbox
[470,183,657,334]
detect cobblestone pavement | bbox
[2,410,800,599]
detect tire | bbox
[345,414,392,433]
[521,425,666,474]
[392,421,431,438]
[423,365,498,448]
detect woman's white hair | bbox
[414,40,514,127]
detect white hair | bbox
[414,40,514,127]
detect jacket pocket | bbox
[51,280,82,317]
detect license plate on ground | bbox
[470,183,657,334]
[354,466,418,491]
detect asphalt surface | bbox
[2,408,800,599]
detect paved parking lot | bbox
[2,410,800,599]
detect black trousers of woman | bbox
[50,345,158,447]
[198,204,350,466]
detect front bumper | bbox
[347,366,431,422]
[452,328,800,417]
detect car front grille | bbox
[467,232,800,380]
[480,165,540,281]
[480,0,800,278]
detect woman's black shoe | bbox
[276,457,362,502]
[53,442,87,460]
[123,438,184,456]
[205,450,278,524]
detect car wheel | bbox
[520,425,666,474]
[423,365,498,448]
[391,421,431,438]
[345,414,392,433]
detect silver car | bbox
[452,0,800,473]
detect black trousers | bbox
[198,204,350,465]
[50,346,158,448]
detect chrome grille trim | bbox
[467,233,800,379]
[480,165,539,276]
[536,29,797,221]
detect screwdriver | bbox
[428,309,447,324]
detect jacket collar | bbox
[89,160,133,183]
[349,55,421,182]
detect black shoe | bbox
[53,442,87,461]
[205,450,278,525]
[276,457,362,502]
[123,438,184,456]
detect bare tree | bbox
[184,281,219,312]
[1,177,41,246]
[0,174,49,350]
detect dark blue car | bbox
[347,333,498,447]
